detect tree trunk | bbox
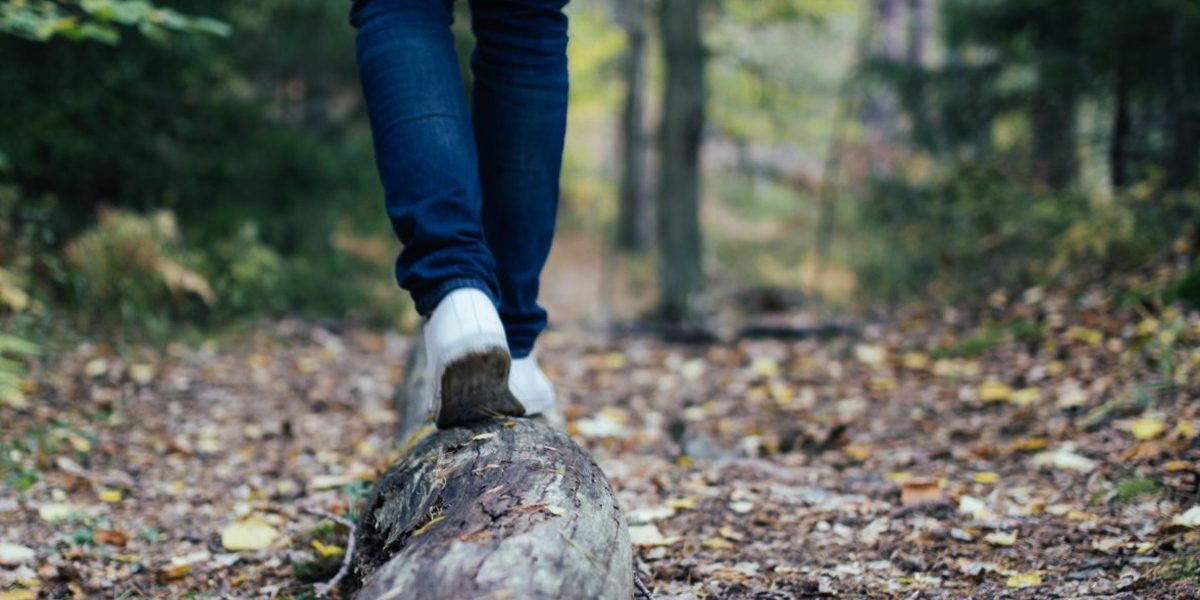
[359,342,634,599]
[1165,18,1199,191]
[1110,56,1131,190]
[656,0,705,322]
[615,0,652,252]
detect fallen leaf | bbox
[901,478,944,505]
[0,590,37,600]
[37,503,72,523]
[1012,437,1048,452]
[628,524,680,547]
[220,517,279,551]
[311,539,344,558]
[1171,505,1200,528]
[959,495,998,522]
[310,474,357,490]
[854,344,887,367]
[99,489,123,504]
[729,501,754,514]
[978,380,1013,403]
[1006,572,1042,588]
[545,505,566,516]
[972,472,1000,484]
[703,537,734,550]
[129,364,155,384]
[1033,447,1097,473]
[628,505,676,524]
[750,357,780,378]
[1131,418,1166,441]
[84,358,109,378]
[467,432,497,443]
[0,542,36,566]
[667,496,697,511]
[1010,388,1040,406]
[94,529,128,547]
[984,531,1017,546]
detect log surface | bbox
[351,417,633,600]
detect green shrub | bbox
[63,208,213,328]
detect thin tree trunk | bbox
[1165,17,1199,190]
[1110,56,1131,190]
[615,0,652,252]
[656,0,705,322]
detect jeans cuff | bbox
[413,278,499,317]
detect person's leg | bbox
[468,0,570,359]
[352,0,500,316]
[352,0,524,427]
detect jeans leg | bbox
[352,0,501,316]
[468,0,570,358]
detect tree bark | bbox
[361,342,633,599]
[615,0,652,252]
[656,0,706,322]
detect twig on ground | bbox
[634,573,657,600]
[303,507,358,598]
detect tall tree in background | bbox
[614,0,652,252]
[656,0,705,321]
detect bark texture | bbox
[656,0,706,322]
[361,344,633,600]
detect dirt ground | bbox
[2,284,1200,598]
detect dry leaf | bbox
[95,529,128,547]
[984,531,1017,546]
[1171,505,1200,528]
[1006,572,1042,588]
[854,344,887,367]
[978,380,1013,403]
[1033,447,1097,473]
[0,590,37,600]
[901,478,944,505]
[972,472,1000,484]
[220,517,279,551]
[99,489,123,503]
[1010,388,1040,406]
[0,542,35,566]
[629,524,681,547]
[1131,418,1166,441]
[703,537,734,550]
[37,503,72,523]
[311,539,344,558]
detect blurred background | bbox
[1,0,1199,344]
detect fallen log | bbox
[348,340,633,599]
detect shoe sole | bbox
[436,348,526,428]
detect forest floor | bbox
[3,281,1200,599]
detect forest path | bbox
[2,296,1199,598]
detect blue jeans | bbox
[351,0,569,358]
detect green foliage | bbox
[0,0,229,44]
[1114,477,1159,504]
[63,209,212,329]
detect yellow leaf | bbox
[1172,421,1196,441]
[68,435,91,453]
[468,432,497,443]
[750,357,780,378]
[703,537,734,550]
[220,517,280,551]
[628,524,681,547]
[667,496,697,511]
[886,471,915,484]
[1010,388,1040,406]
[978,380,1013,403]
[1069,326,1103,346]
[0,590,38,600]
[310,474,357,490]
[843,443,872,462]
[1131,418,1166,441]
[311,539,344,558]
[902,352,930,370]
[99,489,123,503]
[973,472,1000,484]
[1006,573,1042,588]
[984,531,1017,546]
[1012,437,1048,452]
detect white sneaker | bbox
[424,288,525,428]
[508,354,556,417]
